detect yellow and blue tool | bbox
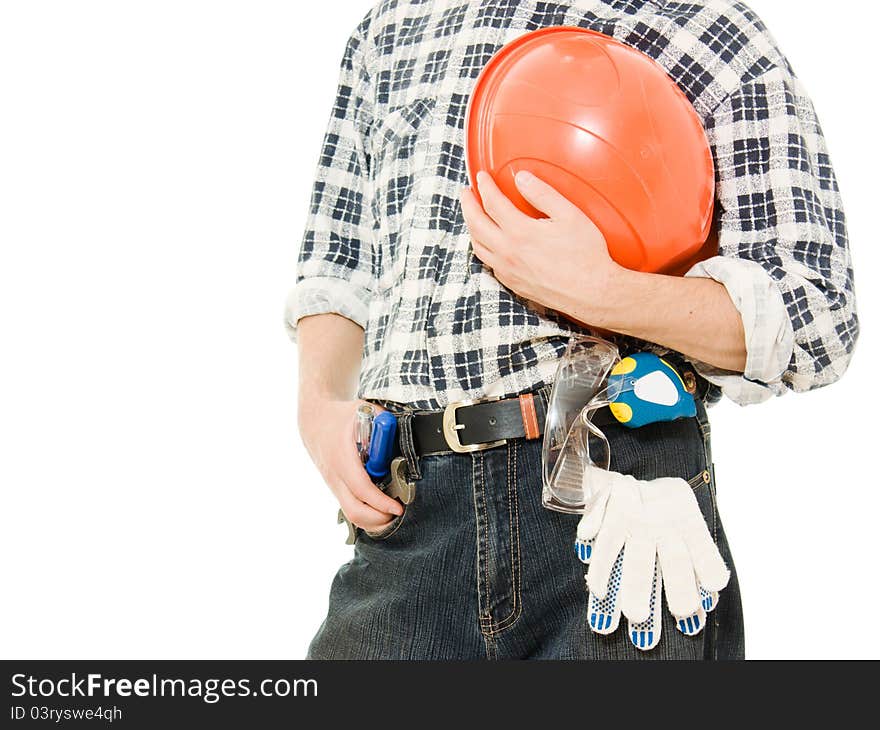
[606,353,696,429]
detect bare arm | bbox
[461,171,747,374]
[297,313,365,403]
[571,268,747,373]
[297,314,403,531]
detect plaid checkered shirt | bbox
[286,0,859,410]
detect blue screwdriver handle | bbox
[365,411,398,481]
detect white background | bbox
[1,1,875,660]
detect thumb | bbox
[514,170,582,220]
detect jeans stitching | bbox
[710,469,719,662]
[484,441,523,636]
[696,402,721,662]
[483,634,497,660]
[472,451,493,631]
[511,442,522,619]
[687,470,711,491]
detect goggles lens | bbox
[542,336,619,514]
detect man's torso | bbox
[354,0,780,409]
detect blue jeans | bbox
[307,396,744,660]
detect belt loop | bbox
[538,383,553,410]
[396,410,422,481]
[537,384,553,422]
[518,393,540,440]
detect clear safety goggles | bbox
[541,336,619,515]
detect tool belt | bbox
[389,356,717,459]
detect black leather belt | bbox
[403,357,713,458]
[409,392,623,457]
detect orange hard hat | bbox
[465,27,716,274]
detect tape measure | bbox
[606,353,697,429]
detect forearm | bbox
[294,315,403,526]
[297,313,365,404]
[573,268,748,373]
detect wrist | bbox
[298,390,344,426]
[298,376,356,406]
[595,265,644,329]
[563,262,639,328]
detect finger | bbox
[619,537,656,624]
[475,170,530,229]
[344,468,404,516]
[575,536,594,564]
[341,430,404,516]
[575,496,606,564]
[627,561,662,652]
[586,549,623,635]
[514,170,584,221]
[700,587,720,613]
[586,529,625,601]
[657,536,701,619]
[470,238,498,270]
[342,445,403,516]
[365,514,396,534]
[337,491,398,531]
[576,472,612,542]
[460,186,502,252]
[685,529,731,594]
[676,607,707,637]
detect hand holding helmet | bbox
[465,26,716,276]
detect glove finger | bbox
[575,537,594,564]
[685,528,731,593]
[676,606,707,637]
[576,483,611,543]
[586,530,626,600]
[628,560,662,652]
[658,536,701,619]
[586,549,624,635]
[619,537,656,624]
[701,587,720,613]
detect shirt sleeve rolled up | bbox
[285,20,375,342]
[685,65,859,405]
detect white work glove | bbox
[575,466,730,651]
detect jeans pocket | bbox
[686,468,713,492]
[362,508,407,542]
[687,467,718,544]
[360,460,415,542]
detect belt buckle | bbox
[442,397,508,454]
